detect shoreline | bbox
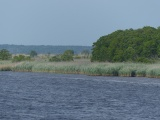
[1,60,160,78]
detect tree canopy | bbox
[61,50,74,61]
[49,50,74,62]
[91,26,160,62]
[30,50,37,58]
[12,55,31,62]
[0,49,11,60]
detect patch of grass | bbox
[0,61,15,71]
[146,64,160,78]
[12,62,34,72]
[1,60,160,78]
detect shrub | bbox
[61,54,73,61]
[61,50,74,61]
[30,50,37,58]
[0,49,11,60]
[135,57,153,63]
[49,56,61,62]
[12,55,31,62]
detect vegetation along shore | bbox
[1,60,160,78]
[1,26,160,78]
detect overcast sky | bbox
[0,0,160,46]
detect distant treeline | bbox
[0,45,92,54]
[92,26,160,62]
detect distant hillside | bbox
[0,44,92,54]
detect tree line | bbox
[0,49,38,62]
[91,26,160,62]
[0,45,91,54]
[0,49,90,62]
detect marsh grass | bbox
[12,62,34,72]
[118,63,138,77]
[2,59,160,78]
[0,61,16,71]
[146,64,160,78]
[0,65,12,71]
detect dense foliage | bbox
[0,49,11,60]
[49,55,61,62]
[61,50,74,61]
[91,26,160,62]
[30,50,37,58]
[12,55,31,62]
[49,50,74,62]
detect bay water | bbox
[0,72,160,120]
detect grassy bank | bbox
[1,60,160,78]
[0,61,16,71]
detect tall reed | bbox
[0,61,15,71]
[12,62,34,72]
[146,64,160,78]
[9,60,160,78]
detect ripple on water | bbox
[0,72,160,119]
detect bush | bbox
[135,57,152,63]
[61,54,73,61]
[49,56,61,62]
[61,50,74,61]
[30,50,37,58]
[0,49,11,60]
[49,50,74,62]
[12,55,31,62]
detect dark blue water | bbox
[1,72,160,120]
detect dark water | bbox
[1,72,160,120]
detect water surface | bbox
[0,72,160,120]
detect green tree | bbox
[91,26,160,62]
[12,55,31,62]
[64,50,74,56]
[30,50,37,58]
[49,55,61,62]
[124,47,136,61]
[61,50,74,61]
[0,49,11,60]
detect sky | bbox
[0,0,160,46]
